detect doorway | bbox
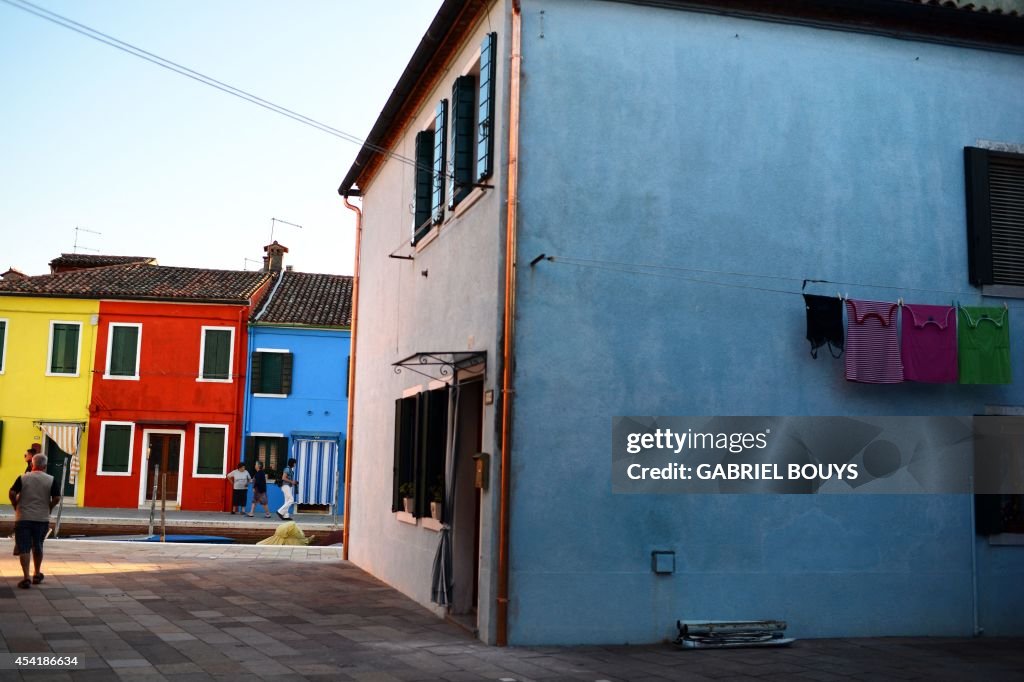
[142,431,183,506]
[44,437,76,499]
[451,378,483,623]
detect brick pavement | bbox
[0,539,1022,681]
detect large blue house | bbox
[338,0,1024,645]
[242,242,352,516]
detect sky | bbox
[0,0,443,277]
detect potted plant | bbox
[429,479,443,521]
[399,482,415,514]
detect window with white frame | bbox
[198,327,234,381]
[47,321,82,376]
[104,323,142,379]
[393,385,449,518]
[98,422,134,475]
[251,349,293,396]
[194,424,228,476]
[0,318,7,374]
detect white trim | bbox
[427,378,449,391]
[254,347,290,353]
[249,431,285,438]
[253,393,288,399]
[103,322,142,380]
[45,320,82,377]
[96,421,135,477]
[137,429,185,507]
[192,423,229,478]
[0,317,8,374]
[197,326,235,383]
[402,385,422,399]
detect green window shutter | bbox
[109,326,139,376]
[244,436,256,470]
[250,352,263,394]
[477,32,497,182]
[102,424,131,473]
[344,355,350,397]
[413,131,434,243]
[50,324,80,374]
[280,353,293,395]
[431,99,448,225]
[203,329,231,380]
[449,75,477,209]
[259,352,283,394]
[197,427,226,474]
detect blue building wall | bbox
[243,325,350,513]
[508,0,1024,644]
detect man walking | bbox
[9,453,61,589]
[276,458,297,520]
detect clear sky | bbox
[0,0,442,277]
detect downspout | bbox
[341,194,362,562]
[497,0,522,648]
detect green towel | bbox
[958,306,1011,384]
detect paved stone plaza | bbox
[0,539,1021,681]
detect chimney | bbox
[263,241,289,272]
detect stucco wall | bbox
[0,296,97,506]
[509,0,1024,643]
[347,0,509,643]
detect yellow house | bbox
[0,294,98,505]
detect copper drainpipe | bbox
[341,195,363,561]
[497,0,522,648]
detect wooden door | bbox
[145,433,181,502]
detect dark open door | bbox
[145,433,181,502]
[44,437,75,497]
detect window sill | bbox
[396,511,417,525]
[193,473,226,479]
[196,378,233,383]
[449,186,486,220]
[253,393,288,399]
[414,225,440,252]
[988,533,1024,546]
[45,372,80,378]
[421,518,443,532]
[97,470,132,477]
[103,374,140,381]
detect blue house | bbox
[242,242,352,516]
[338,0,1024,645]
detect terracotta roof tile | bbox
[253,271,352,327]
[49,254,156,269]
[0,263,271,302]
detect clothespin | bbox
[897,297,903,307]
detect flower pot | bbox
[430,501,442,521]
[402,497,414,514]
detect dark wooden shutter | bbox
[203,330,230,379]
[52,324,79,374]
[245,436,256,470]
[393,399,403,512]
[966,147,1024,287]
[344,355,350,397]
[413,131,434,244]
[394,397,419,513]
[431,99,448,225]
[103,424,131,473]
[250,352,262,394]
[110,326,138,376]
[449,75,477,209]
[477,32,497,182]
[422,387,449,519]
[0,321,6,372]
[280,352,293,395]
[197,427,225,474]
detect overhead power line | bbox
[1,0,424,172]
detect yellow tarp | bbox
[256,521,314,546]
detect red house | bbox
[17,262,275,511]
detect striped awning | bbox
[39,422,84,484]
[292,439,338,507]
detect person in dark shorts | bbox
[9,453,61,589]
[246,460,272,518]
[225,462,252,514]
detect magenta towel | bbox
[845,299,903,383]
[901,304,957,383]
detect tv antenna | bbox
[269,217,302,242]
[73,226,102,253]
[243,258,262,271]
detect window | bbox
[0,318,7,374]
[98,422,134,475]
[199,327,234,381]
[448,75,476,209]
[105,323,141,379]
[477,32,497,183]
[194,425,228,476]
[412,100,449,245]
[251,350,293,396]
[245,434,287,478]
[966,146,1024,291]
[48,321,81,376]
[393,386,448,518]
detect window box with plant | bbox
[429,478,444,521]
[399,481,415,514]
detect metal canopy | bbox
[392,351,486,381]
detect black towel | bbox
[804,294,844,359]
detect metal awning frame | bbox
[392,351,486,382]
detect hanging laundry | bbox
[845,299,903,383]
[803,294,844,359]
[901,304,957,383]
[958,306,1011,385]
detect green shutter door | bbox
[449,75,477,209]
[431,99,448,224]
[110,326,139,376]
[477,32,497,182]
[51,324,80,374]
[203,330,230,379]
[197,427,226,474]
[414,131,434,243]
[102,425,131,473]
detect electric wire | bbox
[0,0,437,176]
